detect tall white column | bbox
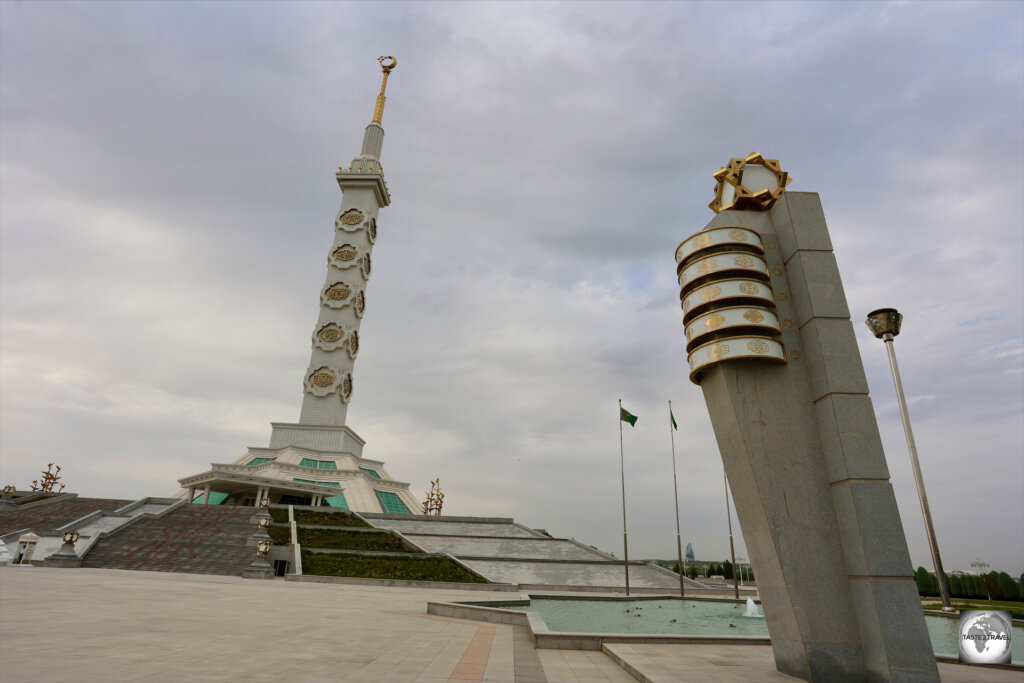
[297,118,391,427]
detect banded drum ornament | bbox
[676,219,786,383]
[675,226,764,267]
[687,337,786,382]
[678,251,769,289]
[685,305,781,352]
[680,279,776,322]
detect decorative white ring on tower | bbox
[304,366,343,397]
[353,290,366,319]
[687,336,786,381]
[337,208,365,229]
[329,244,361,269]
[675,227,764,270]
[320,281,360,309]
[685,305,781,352]
[681,278,776,321]
[312,323,350,352]
[678,251,769,289]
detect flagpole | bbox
[724,471,739,600]
[669,400,684,597]
[619,398,630,596]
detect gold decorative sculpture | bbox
[31,463,65,493]
[372,56,397,124]
[325,283,352,301]
[709,152,791,213]
[422,478,445,516]
[311,370,336,388]
[339,209,365,225]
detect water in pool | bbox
[521,598,1024,659]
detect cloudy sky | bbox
[1,1,1021,573]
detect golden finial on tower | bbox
[372,55,397,124]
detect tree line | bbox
[914,567,1022,601]
[670,560,754,582]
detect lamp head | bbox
[866,308,902,339]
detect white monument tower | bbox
[179,58,420,514]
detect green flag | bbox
[670,408,678,431]
[620,407,638,427]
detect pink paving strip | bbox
[449,624,496,682]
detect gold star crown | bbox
[709,152,792,213]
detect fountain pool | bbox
[473,596,1024,659]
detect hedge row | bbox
[267,507,371,527]
[298,527,418,552]
[268,525,290,544]
[301,551,488,583]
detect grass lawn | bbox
[920,597,1024,614]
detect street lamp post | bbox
[865,307,954,612]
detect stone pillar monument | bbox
[178,57,420,514]
[675,153,939,682]
[297,56,396,427]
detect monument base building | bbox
[176,423,418,514]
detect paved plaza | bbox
[0,568,1019,683]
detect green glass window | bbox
[248,457,275,466]
[324,492,349,509]
[299,458,338,470]
[375,490,411,515]
[192,491,230,505]
[359,467,382,479]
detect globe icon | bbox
[958,610,1012,664]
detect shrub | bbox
[266,507,372,526]
[915,567,937,597]
[301,551,488,583]
[268,525,291,544]
[996,572,1018,600]
[293,509,371,527]
[296,527,419,553]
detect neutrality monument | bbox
[675,153,940,682]
[178,57,419,515]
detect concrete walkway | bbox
[0,568,631,683]
[0,568,1018,683]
